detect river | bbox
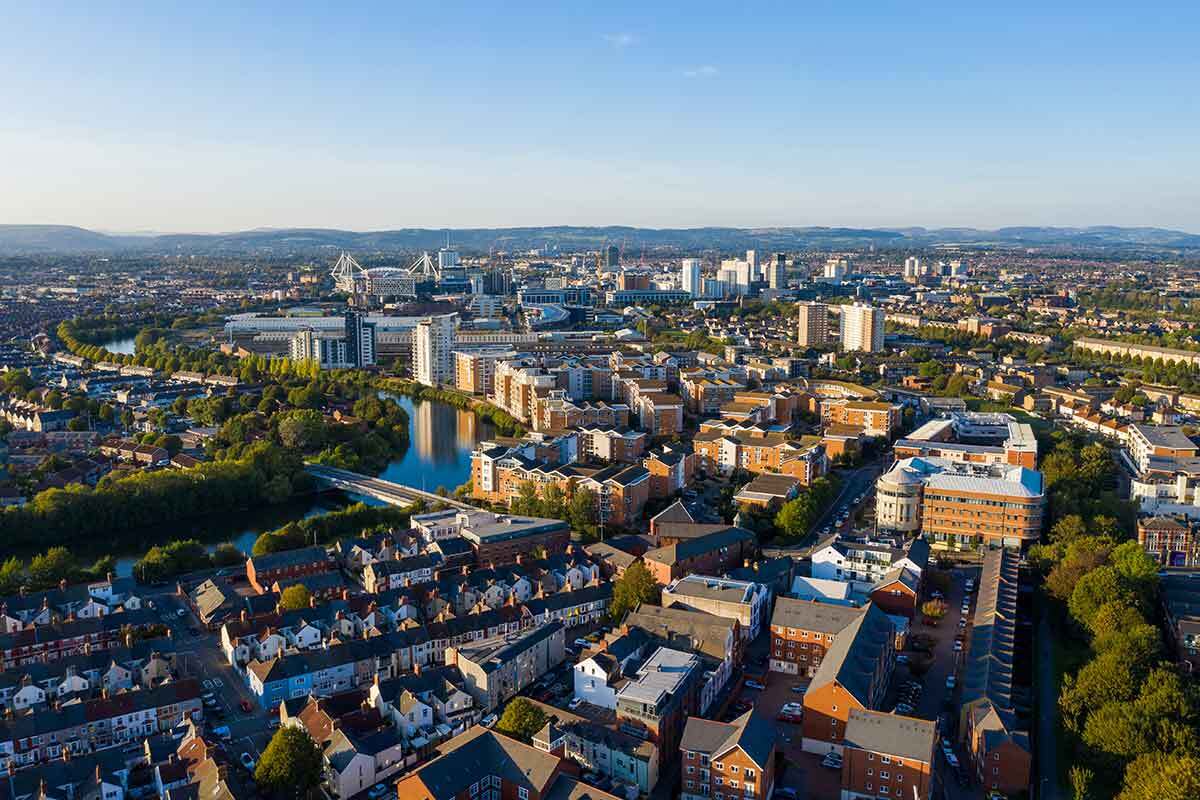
[100,394,494,576]
[101,335,138,355]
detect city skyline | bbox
[3,3,1199,232]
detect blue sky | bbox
[2,2,1198,232]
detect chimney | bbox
[59,579,68,592]
[515,554,523,565]
[413,661,421,676]
[461,565,470,576]
[309,595,317,609]
[743,559,752,569]
[341,589,350,601]
[240,609,247,623]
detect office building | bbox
[413,313,457,387]
[768,254,786,289]
[682,258,702,297]
[875,456,1045,549]
[840,303,885,353]
[823,257,849,284]
[605,245,620,268]
[745,249,760,279]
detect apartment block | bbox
[642,527,758,585]
[680,711,777,800]
[797,301,831,347]
[445,622,566,711]
[840,710,936,800]
[801,604,896,754]
[821,400,902,439]
[769,598,864,677]
[693,428,827,483]
[662,574,771,640]
[840,304,885,353]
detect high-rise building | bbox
[343,310,376,367]
[681,258,702,297]
[745,249,760,280]
[840,303,885,353]
[903,256,921,281]
[796,302,830,347]
[768,256,786,290]
[605,245,620,268]
[437,247,460,270]
[413,313,457,387]
[822,257,849,284]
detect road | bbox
[146,585,275,770]
[1035,612,1061,800]
[762,460,885,559]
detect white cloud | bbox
[602,32,636,48]
[683,65,719,78]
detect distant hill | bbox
[1,223,1198,256]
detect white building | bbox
[413,313,458,387]
[840,303,885,353]
[681,258,702,298]
[822,257,849,284]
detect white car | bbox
[239,753,255,771]
[568,697,584,710]
[481,713,498,728]
[176,609,187,618]
[745,680,766,690]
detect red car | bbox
[240,699,253,713]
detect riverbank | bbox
[378,378,524,436]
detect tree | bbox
[0,557,25,595]
[920,599,947,621]
[1118,752,1200,800]
[611,560,660,621]
[1051,514,1089,544]
[28,547,75,587]
[496,697,547,743]
[277,409,325,451]
[1070,565,1133,629]
[1070,765,1095,800]
[255,726,323,799]
[278,584,313,611]
[211,543,245,567]
[566,488,599,540]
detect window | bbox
[867,769,873,776]
[867,784,873,792]
[688,767,695,775]
[688,751,696,760]
[744,769,755,780]
[730,766,739,774]
[715,763,724,771]
[881,756,891,764]
[715,777,723,786]
[993,753,1000,761]
[471,783,479,796]
[880,787,889,795]
[868,753,874,760]
[993,768,999,775]
[880,771,890,779]
[518,790,529,800]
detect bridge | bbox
[305,464,475,511]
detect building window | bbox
[730,766,739,774]
[518,790,529,800]
[867,769,873,776]
[881,756,890,764]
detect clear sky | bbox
[2,1,1198,233]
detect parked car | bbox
[946,675,956,689]
[790,685,805,694]
[568,697,584,710]
[481,713,498,728]
[896,654,910,664]
[895,703,914,714]
[239,699,253,713]
[212,726,232,741]
[574,638,590,648]
[821,753,843,769]
[239,753,255,771]
[745,680,766,690]
[367,785,390,800]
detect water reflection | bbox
[378,395,494,494]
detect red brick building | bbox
[680,711,777,800]
[245,546,335,595]
[642,527,757,585]
[841,709,936,800]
